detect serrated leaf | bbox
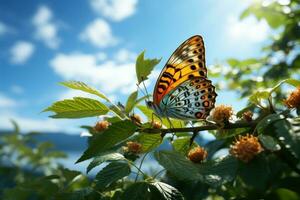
[137,133,162,152]
[136,51,161,84]
[197,156,238,186]
[154,150,202,181]
[258,135,281,151]
[125,91,138,114]
[76,120,137,163]
[44,97,109,118]
[60,81,110,102]
[151,181,184,200]
[121,182,157,200]
[172,137,197,155]
[256,114,285,134]
[87,152,125,173]
[95,161,131,188]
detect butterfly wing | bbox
[153,35,207,105]
[160,78,217,120]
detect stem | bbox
[127,160,147,179]
[134,152,149,182]
[153,169,166,179]
[139,121,257,135]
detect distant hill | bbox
[0,131,87,152]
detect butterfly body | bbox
[148,35,217,120]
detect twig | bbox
[139,121,258,134]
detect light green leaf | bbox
[60,81,110,102]
[43,97,109,118]
[137,133,162,152]
[87,152,125,173]
[76,120,137,163]
[137,105,183,128]
[172,137,197,155]
[136,51,161,84]
[154,150,202,181]
[125,91,138,114]
[95,161,131,188]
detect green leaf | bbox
[43,97,109,118]
[60,81,110,102]
[137,105,183,128]
[121,182,157,200]
[256,114,285,135]
[154,150,202,181]
[121,181,183,200]
[76,120,137,163]
[273,118,300,159]
[238,155,270,190]
[136,51,161,84]
[60,168,81,183]
[151,181,184,200]
[172,137,197,155]
[125,91,138,114]
[236,104,256,118]
[95,161,131,188]
[258,135,281,152]
[137,133,162,152]
[197,156,238,186]
[87,152,125,173]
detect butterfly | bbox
[146,35,217,120]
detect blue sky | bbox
[0,0,271,134]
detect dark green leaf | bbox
[87,152,125,173]
[256,114,285,134]
[154,150,202,181]
[77,120,137,163]
[197,156,238,186]
[95,161,131,188]
[136,51,161,84]
[258,135,281,151]
[60,81,110,102]
[43,97,109,118]
[121,182,157,200]
[125,91,138,114]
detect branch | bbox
[139,121,258,134]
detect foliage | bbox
[2,1,300,199]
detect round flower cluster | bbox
[243,111,253,122]
[130,114,142,125]
[151,120,162,129]
[230,134,263,163]
[123,141,142,154]
[94,120,110,132]
[210,105,234,123]
[188,146,208,163]
[284,87,300,109]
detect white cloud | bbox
[32,5,60,49]
[80,18,117,48]
[90,0,138,21]
[226,16,270,43]
[0,93,17,107]
[0,21,8,36]
[50,51,137,95]
[114,48,137,63]
[10,41,35,64]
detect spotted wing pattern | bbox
[153,35,207,105]
[160,78,217,120]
